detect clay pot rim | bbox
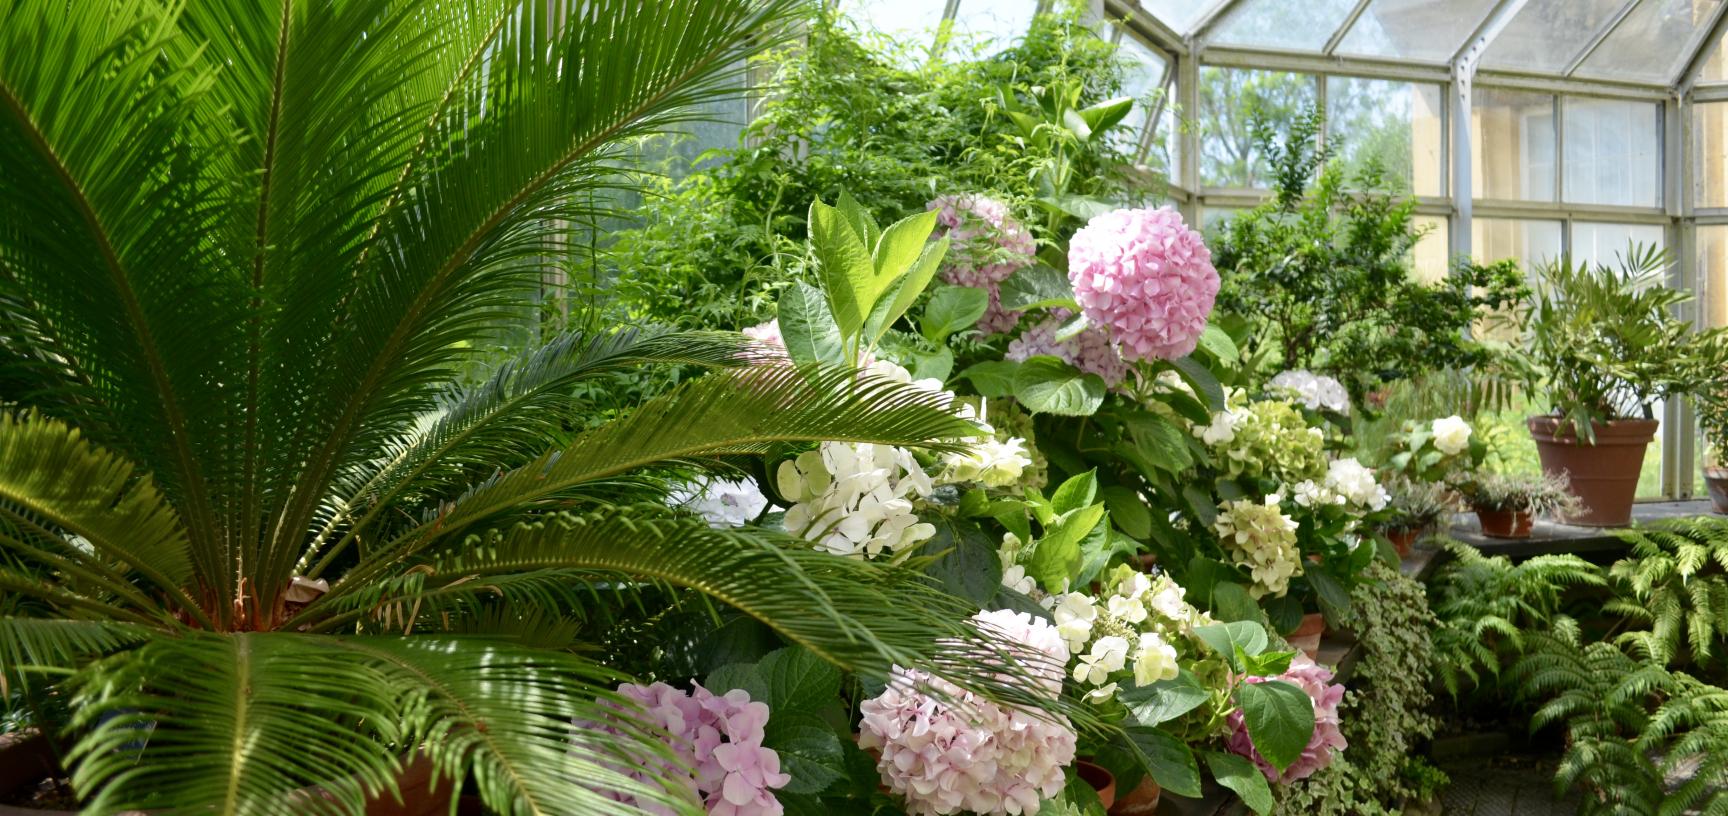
[1075,759,1117,810]
[1527,415,1660,445]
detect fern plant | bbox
[0,2,1037,813]
[1608,518,1728,669]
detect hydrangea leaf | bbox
[1014,356,1105,416]
[1203,750,1274,815]
[1237,679,1316,771]
[921,286,989,343]
[999,265,1079,313]
[1120,669,1209,727]
[1124,725,1201,798]
[777,282,845,365]
[1194,621,1269,667]
[958,360,1019,398]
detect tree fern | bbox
[1609,518,1728,668]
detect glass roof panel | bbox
[839,0,947,47]
[1574,0,1723,83]
[1479,0,1630,75]
[1141,0,1214,34]
[1208,0,1358,51]
[1701,27,1728,82]
[950,0,1040,46]
[1334,0,1500,62]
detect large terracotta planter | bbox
[0,732,453,816]
[1384,526,1423,557]
[1076,760,1117,810]
[1474,507,1533,539]
[1707,467,1728,515]
[1527,416,1658,527]
[1109,775,1162,815]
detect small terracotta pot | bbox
[0,732,453,816]
[1475,507,1533,539]
[1288,612,1325,660]
[1528,416,1657,527]
[1076,760,1117,810]
[1706,467,1728,515]
[1384,526,1422,557]
[1108,775,1163,815]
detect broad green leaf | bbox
[1062,108,1095,141]
[704,662,769,704]
[1193,621,1269,669]
[777,283,844,365]
[1014,356,1105,416]
[1171,356,1225,411]
[1203,751,1274,815]
[757,646,842,713]
[1120,670,1209,727]
[922,286,990,343]
[1241,649,1294,678]
[1208,582,1266,627]
[1078,96,1134,136]
[925,519,1004,605]
[1027,503,1105,590]
[765,721,845,796]
[1052,312,1091,342]
[1050,470,1099,515]
[835,190,881,250]
[999,265,1080,312]
[1125,726,1201,798]
[1126,413,1193,472]
[809,198,880,339]
[873,209,940,278]
[1102,486,1152,539]
[1237,680,1315,772]
[1308,569,1352,623]
[1075,522,1129,588]
[909,346,954,382]
[959,361,1019,398]
[1039,194,1120,222]
[1197,324,1240,365]
[865,238,949,343]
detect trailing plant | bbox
[0,3,1073,813]
[1454,472,1581,517]
[1699,376,1728,468]
[1271,560,1444,815]
[1208,110,1527,405]
[1521,245,1728,440]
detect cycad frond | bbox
[0,617,150,694]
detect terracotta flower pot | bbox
[1527,416,1657,527]
[0,732,453,816]
[1474,507,1533,539]
[1076,760,1117,810]
[1288,612,1325,660]
[1384,526,1422,557]
[1707,467,1728,515]
[1108,775,1163,815]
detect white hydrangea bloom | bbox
[941,436,1033,488]
[1214,494,1303,599]
[1084,681,1121,704]
[1431,415,1473,456]
[1289,479,1345,508]
[666,477,769,528]
[864,359,951,406]
[1146,574,1195,624]
[1107,593,1149,625]
[1132,632,1180,685]
[1196,409,1240,445]
[1269,369,1349,414]
[1051,593,1100,653]
[779,442,935,560]
[1073,635,1129,686]
[1324,457,1389,511]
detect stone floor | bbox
[1434,753,1583,816]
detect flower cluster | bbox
[1044,567,1208,704]
[928,194,1038,335]
[1067,206,1219,363]
[1225,656,1347,783]
[1005,314,1129,387]
[1321,457,1389,512]
[779,443,935,560]
[940,435,1033,488]
[668,478,769,528]
[1214,495,1302,598]
[1267,370,1349,415]
[587,682,790,816]
[742,319,785,357]
[1195,398,1328,485]
[1431,415,1472,456]
[859,610,1076,815]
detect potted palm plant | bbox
[1454,472,1581,539]
[1520,246,1728,526]
[0,2,1034,813]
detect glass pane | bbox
[1142,0,1212,34]
[1562,98,1661,207]
[1705,226,1728,329]
[1700,27,1728,83]
[1696,102,1728,207]
[1116,31,1172,171]
[1412,216,1451,284]
[1335,0,1501,62]
[841,0,948,48]
[1570,222,1666,268]
[1202,207,1242,232]
[1471,89,1557,201]
[1209,0,1358,51]
[1479,0,1629,75]
[951,0,1039,46]
[1325,77,1445,196]
[1199,68,1318,188]
[1472,218,1564,269]
[1575,0,1722,84]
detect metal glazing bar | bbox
[1564,0,1644,78]
[1189,0,1247,45]
[1323,0,1376,56]
[1677,0,1728,91]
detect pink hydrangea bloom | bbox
[1005,313,1129,388]
[858,610,1076,815]
[584,681,791,815]
[1067,206,1218,362]
[1224,655,1347,783]
[928,194,1038,335]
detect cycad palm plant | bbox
[0,1,1006,813]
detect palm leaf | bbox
[0,617,150,695]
